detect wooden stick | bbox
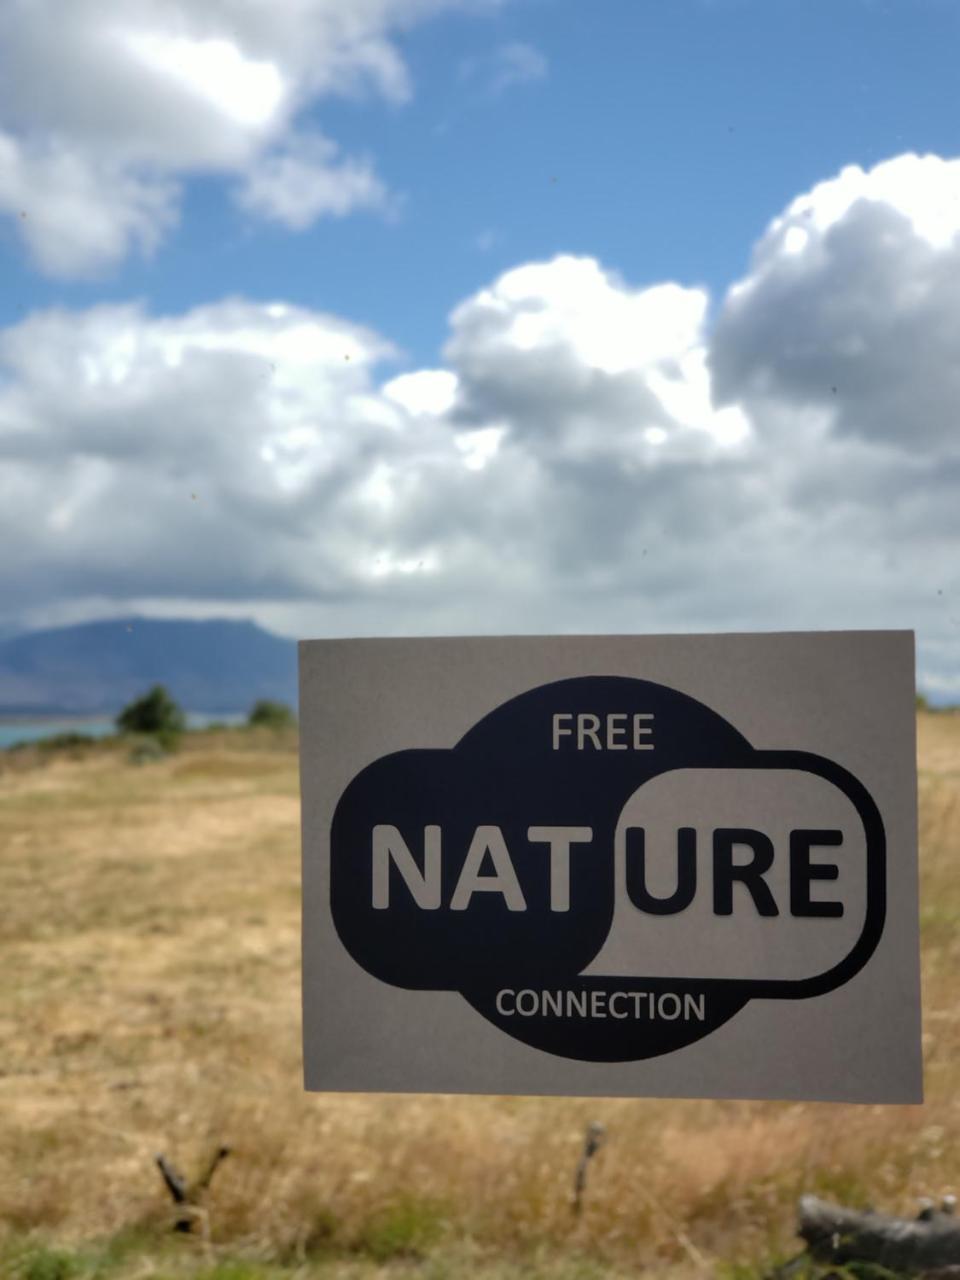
[155,1146,231,1233]
[572,1121,605,1217]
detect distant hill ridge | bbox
[0,618,297,716]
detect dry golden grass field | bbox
[0,714,958,1280]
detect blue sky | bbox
[0,0,959,696]
[4,0,959,364]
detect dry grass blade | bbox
[0,715,957,1278]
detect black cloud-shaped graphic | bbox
[329,677,885,1061]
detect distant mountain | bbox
[0,618,298,716]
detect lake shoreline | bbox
[0,711,246,750]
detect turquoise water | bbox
[0,712,245,750]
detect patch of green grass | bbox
[919,901,960,947]
[192,1264,275,1280]
[36,733,99,754]
[717,1258,812,1280]
[6,1243,84,1280]
[17,1234,915,1280]
[1,1239,284,1280]
[352,1197,448,1262]
[840,1264,909,1280]
[88,1227,163,1271]
[716,1262,767,1280]
[1,1235,642,1280]
[718,1259,917,1280]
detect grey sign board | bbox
[300,631,921,1103]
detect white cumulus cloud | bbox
[1,154,960,694]
[0,0,499,275]
[712,152,960,452]
[237,132,390,228]
[0,134,179,278]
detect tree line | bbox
[116,685,295,749]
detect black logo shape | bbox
[329,677,885,1061]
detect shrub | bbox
[37,732,95,753]
[9,1244,80,1280]
[128,737,169,765]
[247,699,295,729]
[116,685,185,749]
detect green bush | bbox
[37,732,96,753]
[247,699,295,729]
[10,1245,81,1280]
[116,686,185,747]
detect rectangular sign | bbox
[300,631,921,1103]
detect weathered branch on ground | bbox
[155,1145,231,1233]
[798,1194,960,1275]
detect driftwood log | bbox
[798,1195,960,1275]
